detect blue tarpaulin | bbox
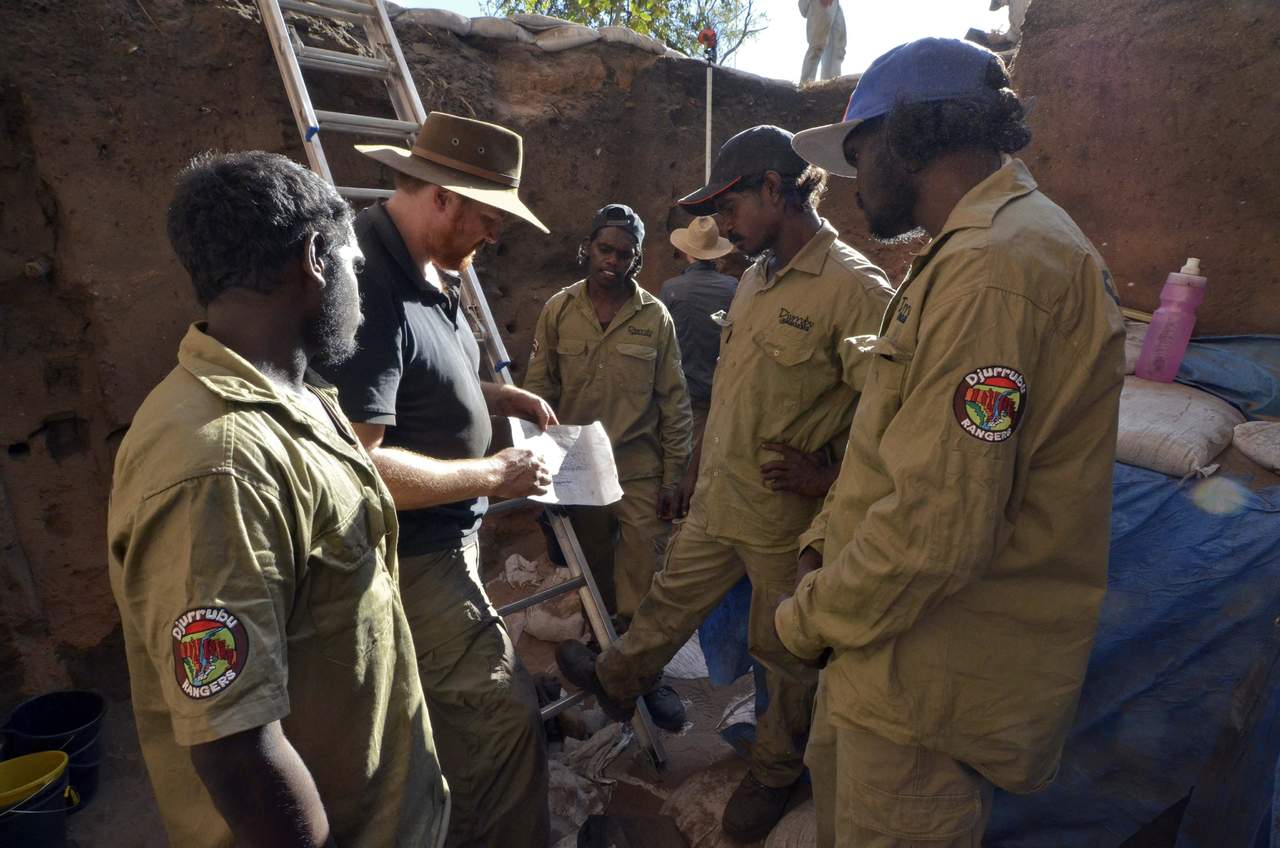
[1178,335,1280,420]
[696,464,1280,845]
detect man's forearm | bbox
[191,722,334,848]
[369,446,500,510]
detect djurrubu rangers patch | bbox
[171,607,249,699]
[953,365,1027,442]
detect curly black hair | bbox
[167,151,352,307]
[736,165,829,212]
[880,54,1031,172]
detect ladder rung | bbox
[337,186,393,200]
[297,44,391,77]
[539,690,588,721]
[315,109,418,138]
[278,0,368,24]
[496,576,586,618]
[486,496,533,517]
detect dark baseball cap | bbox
[677,125,809,215]
[591,203,645,245]
[793,38,1003,177]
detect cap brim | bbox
[675,175,742,216]
[791,120,861,178]
[357,144,550,234]
[669,230,733,260]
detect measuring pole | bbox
[698,28,718,182]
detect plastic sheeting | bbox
[696,464,1280,845]
[1179,335,1280,420]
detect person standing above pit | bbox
[108,151,448,848]
[556,126,894,843]
[783,37,1125,847]
[316,112,555,848]
[524,204,693,633]
[800,0,846,82]
[660,215,737,446]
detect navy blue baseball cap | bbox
[793,37,1003,177]
[591,203,645,245]
[677,125,809,215]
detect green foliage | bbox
[484,0,767,61]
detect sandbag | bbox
[764,799,817,848]
[598,25,666,55]
[535,24,601,53]
[1124,320,1148,374]
[1233,421,1280,472]
[399,8,471,37]
[1116,376,1243,477]
[510,13,578,31]
[468,16,536,43]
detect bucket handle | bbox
[0,784,80,819]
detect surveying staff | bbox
[557,126,894,843]
[660,215,737,445]
[784,38,1125,846]
[108,152,447,848]
[317,112,553,848]
[524,204,692,630]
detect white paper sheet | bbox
[509,419,623,506]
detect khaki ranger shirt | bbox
[107,325,448,848]
[776,160,1125,792]
[524,279,692,486]
[693,221,893,550]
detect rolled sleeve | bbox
[319,280,404,425]
[522,297,561,406]
[655,313,693,487]
[116,473,296,746]
[791,287,1042,653]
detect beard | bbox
[306,255,362,365]
[425,212,481,272]
[859,184,925,244]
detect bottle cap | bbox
[1180,257,1201,275]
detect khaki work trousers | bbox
[400,539,550,848]
[596,518,818,786]
[806,678,993,847]
[566,476,670,622]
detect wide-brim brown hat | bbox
[356,111,549,233]
[670,215,732,260]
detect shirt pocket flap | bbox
[313,496,379,574]
[855,333,915,364]
[557,338,587,356]
[754,331,816,367]
[615,343,657,360]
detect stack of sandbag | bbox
[1233,421,1280,472]
[491,553,587,644]
[1116,376,1243,478]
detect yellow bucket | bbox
[0,751,69,809]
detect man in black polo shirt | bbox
[318,113,555,848]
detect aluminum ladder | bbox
[254,0,667,769]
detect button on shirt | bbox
[693,222,894,550]
[659,261,738,405]
[776,159,1126,793]
[108,324,447,848]
[317,202,492,556]
[524,279,692,485]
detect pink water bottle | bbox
[1135,258,1207,382]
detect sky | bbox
[400,0,1012,83]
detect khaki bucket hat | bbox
[356,111,549,233]
[670,216,732,260]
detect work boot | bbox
[555,641,636,722]
[642,685,686,732]
[722,772,794,843]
